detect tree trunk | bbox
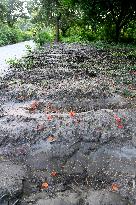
[115,24,121,42]
[92,23,97,33]
[55,14,61,42]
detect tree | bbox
[38,0,61,41]
[34,0,77,41]
[0,0,29,27]
[74,0,136,42]
[104,0,136,41]
[0,3,6,23]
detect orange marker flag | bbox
[41,182,49,189]
[69,110,76,117]
[111,183,120,191]
[51,171,57,177]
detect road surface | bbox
[0,40,36,77]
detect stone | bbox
[0,161,26,196]
[85,190,130,205]
[35,192,80,205]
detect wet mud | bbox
[0,43,136,205]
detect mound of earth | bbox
[0,43,136,205]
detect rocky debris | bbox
[20,109,135,203]
[23,191,82,205]
[0,43,136,204]
[0,161,26,204]
[0,108,134,163]
[23,189,130,205]
[85,189,130,205]
[33,192,80,205]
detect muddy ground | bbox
[0,42,136,205]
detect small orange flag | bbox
[47,135,57,142]
[111,183,120,191]
[41,182,49,189]
[51,171,57,177]
[69,110,76,117]
[47,114,53,121]
[27,100,39,112]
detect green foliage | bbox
[61,25,97,43]
[0,0,29,27]
[89,40,136,50]
[123,89,136,98]
[129,66,136,71]
[76,0,136,42]
[0,0,136,45]
[6,57,20,67]
[33,28,55,45]
[96,24,114,42]
[6,44,36,70]
[7,55,35,70]
[0,25,16,45]
[25,44,33,53]
[61,35,82,43]
[0,24,31,46]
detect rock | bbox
[25,109,136,191]
[33,192,80,205]
[0,115,38,148]
[25,189,131,205]
[63,152,87,175]
[0,161,26,196]
[106,145,136,177]
[87,144,136,200]
[85,189,130,205]
[36,198,73,205]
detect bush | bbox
[95,24,116,42]
[120,25,136,43]
[61,35,82,43]
[0,24,31,46]
[61,25,97,43]
[33,28,54,46]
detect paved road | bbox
[0,40,36,77]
